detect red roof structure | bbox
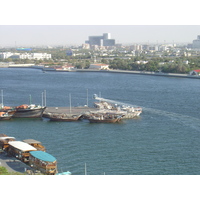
[193,69,200,72]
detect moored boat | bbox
[87,113,123,123]
[29,151,57,175]
[0,111,13,120]
[8,141,37,162]
[13,104,46,118]
[93,94,143,119]
[0,134,16,151]
[23,139,46,152]
[44,112,82,122]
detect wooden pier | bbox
[43,106,99,116]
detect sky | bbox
[0,0,200,47]
[0,25,200,47]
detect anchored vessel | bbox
[23,139,46,152]
[93,97,142,119]
[13,104,46,118]
[0,134,16,151]
[87,114,123,123]
[0,134,63,175]
[29,151,57,175]
[44,112,82,122]
[0,111,14,120]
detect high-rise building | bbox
[85,33,115,47]
[192,35,200,48]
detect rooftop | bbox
[30,151,56,162]
[8,141,37,152]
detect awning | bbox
[8,141,37,151]
[30,151,56,162]
[0,137,15,140]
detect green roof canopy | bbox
[30,151,56,162]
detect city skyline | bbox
[0,25,200,47]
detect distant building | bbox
[0,52,13,59]
[82,43,90,49]
[192,35,200,48]
[66,50,73,56]
[89,63,110,70]
[85,33,115,47]
[189,69,200,75]
[0,52,51,60]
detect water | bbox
[1,68,200,175]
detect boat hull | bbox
[48,116,81,122]
[0,116,12,120]
[88,118,121,123]
[44,113,82,122]
[13,108,46,118]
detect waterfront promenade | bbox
[0,151,31,174]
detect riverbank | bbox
[1,65,199,79]
[76,69,200,79]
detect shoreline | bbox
[76,69,200,79]
[1,66,200,79]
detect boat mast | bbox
[44,90,46,107]
[85,163,87,175]
[69,93,71,113]
[86,89,88,107]
[42,92,44,107]
[1,89,3,108]
[29,94,32,105]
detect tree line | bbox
[2,47,200,73]
[101,56,200,74]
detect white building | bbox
[0,52,51,60]
[0,52,13,59]
[89,63,109,70]
[30,53,51,60]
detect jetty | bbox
[43,106,98,116]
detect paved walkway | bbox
[0,151,32,174]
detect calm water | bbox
[1,68,200,175]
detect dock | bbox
[43,106,99,116]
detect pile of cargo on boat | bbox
[0,133,70,175]
[83,111,124,123]
[93,100,142,119]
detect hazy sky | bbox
[1,0,200,47]
[0,25,200,47]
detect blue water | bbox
[1,68,200,175]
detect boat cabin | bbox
[0,134,16,151]
[29,151,57,175]
[23,139,46,152]
[8,141,37,162]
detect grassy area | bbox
[0,166,25,175]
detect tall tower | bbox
[103,33,111,40]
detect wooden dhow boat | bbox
[29,151,57,175]
[23,139,46,152]
[13,104,46,118]
[44,112,82,122]
[87,113,124,123]
[0,111,14,120]
[0,134,16,151]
